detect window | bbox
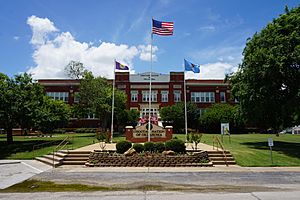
[74,92,80,103]
[142,91,157,102]
[174,90,181,102]
[191,92,215,103]
[161,91,168,102]
[131,91,138,102]
[220,92,226,103]
[46,92,69,102]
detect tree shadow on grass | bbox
[241,141,300,159]
[0,139,63,159]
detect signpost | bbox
[268,138,274,164]
[221,123,230,143]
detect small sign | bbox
[268,138,274,147]
[221,123,230,135]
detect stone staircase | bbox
[35,150,91,167]
[207,150,236,166]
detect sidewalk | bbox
[76,142,216,151]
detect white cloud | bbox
[13,36,20,40]
[27,15,58,46]
[138,45,158,61]
[185,62,235,80]
[26,16,157,79]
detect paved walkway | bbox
[0,160,51,189]
[76,142,216,151]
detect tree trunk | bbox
[6,127,13,144]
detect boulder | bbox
[124,148,137,156]
[162,150,175,156]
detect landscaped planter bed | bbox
[86,151,212,167]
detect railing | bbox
[32,140,59,158]
[52,136,73,168]
[212,136,228,166]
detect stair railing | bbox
[212,136,228,166]
[52,136,73,168]
[32,140,59,158]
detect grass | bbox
[0,133,96,159]
[174,133,300,167]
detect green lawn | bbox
[174,133,300,167]
[0,133,96,159]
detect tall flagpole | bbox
[110,61,116,143]
[148,21,153,142]
[184,62,188,143]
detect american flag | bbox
[152,19,174,36]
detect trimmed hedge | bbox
[154,142,165,153]
[144,142,155,152]
[165,139,186,153]
[133,143,144,153]
[116,141,132,154]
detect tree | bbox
[229,6,300,130]
[199,104,244,134]
[76,71,127,129]
[160,102,198,133]
[64,60,87,79]
[0,73,47,144]
[35,97,71,133]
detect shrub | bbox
[95,132,109,143]
[144,142,155,152]
[52,128,66,134]
[116,140,132,154]
[165,139,186,153]
[133,143,144,153]
[74,128,97,133]
[154,142,165,153]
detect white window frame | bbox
[131,91,138,102]
[46,92,69,102]
[142,91,157,102]
[174,90,181,102]
[220,92,226,103]
[161,91,169,102]
[191,92,215,103]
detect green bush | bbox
[52,128,66,134]
[116,141,132,154]
[154,142,165,153]
[133,143,144,153]
[95,132,109,143]
[165,139,186,153]
[74,128,97,133]
[144,142,155,152]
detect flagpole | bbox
[184,61,188,143]
[148,20,153,142]
[110,60,116,143]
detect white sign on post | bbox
[268,138,274,147]
[221,123,230,135]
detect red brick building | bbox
[38,71,234,127]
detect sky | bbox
[0,0,299,80]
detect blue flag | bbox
[184,59,200,73]
[115,61,129,70]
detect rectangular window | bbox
[174,90,181,102]
[220,92,226,103]
[131,91,138,102]
[161,91,169,102]
[142,91,157,102]
[46,92,69,102]
[190,92,215,103]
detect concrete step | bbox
[35,157,61,167]
[64,154,90,158]
[50,152,68,158]
[42,154,64,162]
[59,150,91,154]
[207,150,231,154]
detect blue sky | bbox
[0,0,299,79]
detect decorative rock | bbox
[124,148,137,156]
[162,150,175,156]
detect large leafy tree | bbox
[160,102,198,133]
[229,6,300,130]
[75,71,127,129]
[64,60,87,79]
[199,104,244,134]
[35,97,71,133]
[0,73,46,143]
